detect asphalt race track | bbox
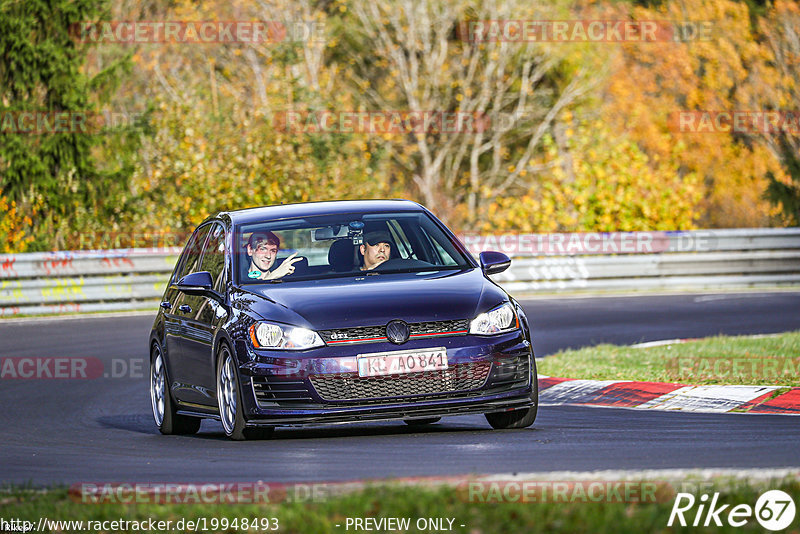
[1,291,799,485]
[526,291,800,356]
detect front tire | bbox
[216,344,272,440]
[150,343,201,435]
[485,357,538,430]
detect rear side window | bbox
[199,224,227,291]
[175,224,211,282]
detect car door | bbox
[166,224,212,404]
[178,223,227,406]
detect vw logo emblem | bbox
[385,320,410,344]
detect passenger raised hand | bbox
[264,252,303,279]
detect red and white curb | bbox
[539,376,800,415]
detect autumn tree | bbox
[341,0,600,228]
[601,0,784,228]
[112,0,387,240]
[0,0,139,251]
[755,0,800,225]
[486,115,702,232]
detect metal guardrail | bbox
[0,248,181,317]
[484,228,800,292]
[0,228,798,317]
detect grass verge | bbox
[538,331,800,386]
[2,478,799,533]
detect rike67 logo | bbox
[668,490,796,531]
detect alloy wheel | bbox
[218,349,237,434]
[150,346,166,426]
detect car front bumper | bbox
[234,330,535,426]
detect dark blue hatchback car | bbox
[149,200,537,439]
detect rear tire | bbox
[150,343,201,435]
[404,417,441,426]
[217,344,273,440]
[485,357,538,430]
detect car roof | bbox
[212,199,427,226]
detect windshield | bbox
[236,211,472,284]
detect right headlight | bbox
[469,302,519,335]
[249,322,325,350]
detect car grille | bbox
[319,319,469,345]
[491,354,531,390]
[252,376,314,404]
[308,361,491,402]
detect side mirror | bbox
[176,271,214,296]
[479,251,511,275]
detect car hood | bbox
[233,268,508,330]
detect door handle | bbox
[160,301,172,310]
[178,304,192,313]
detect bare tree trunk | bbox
[348,0,603,224]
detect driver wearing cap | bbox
[360,231,392,271]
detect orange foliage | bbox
[601,0,785,227]
[0,195,34,253]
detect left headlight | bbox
[249,322,325,350]
[469,302,519,335]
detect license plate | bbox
[357,347,447,378]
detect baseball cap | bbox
[364,231,391,246]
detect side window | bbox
[199,224,226,291]
[430,239,458,266]
[176,225,212,282]
[387,220,414,260]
